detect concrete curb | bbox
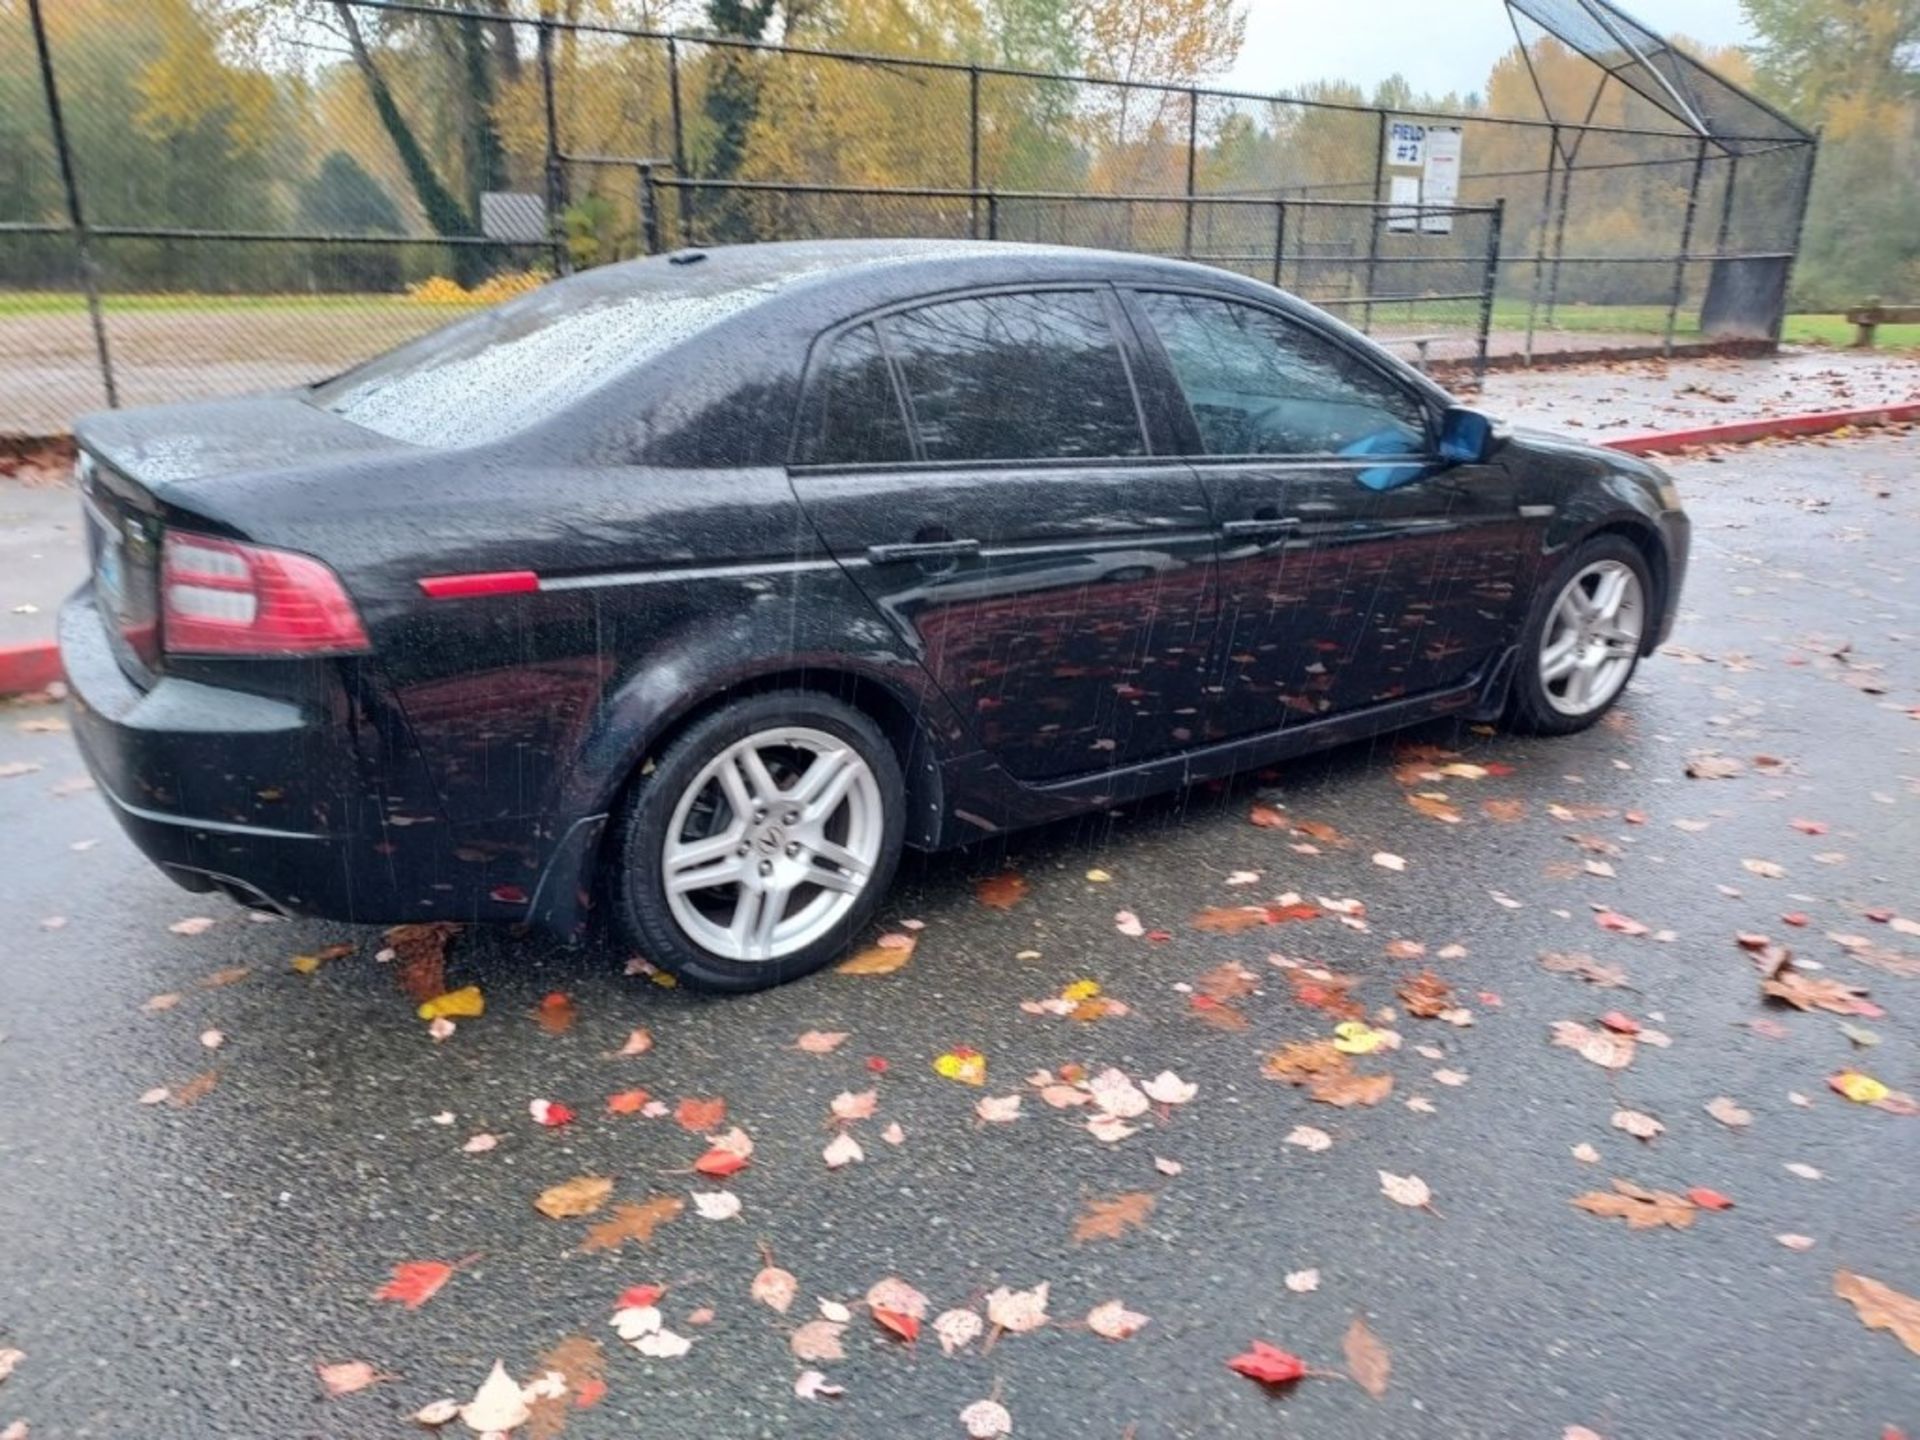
[1602,401,1920,455]
[3,400,1917,700]
[0,641,62,699]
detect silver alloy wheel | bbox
[1539,558,1646,717]
[661,725,882,963]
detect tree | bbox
[299,150,403,290]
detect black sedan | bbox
[61,239,1689,990]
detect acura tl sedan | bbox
[62,240,1689,990]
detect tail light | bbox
[161,529,370,657]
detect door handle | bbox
[1219,516,1302,540]
[865,538,981,565]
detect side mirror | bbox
[1437,406,1495,466]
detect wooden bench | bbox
[1845,301,1920,348]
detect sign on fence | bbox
[1421,126,1462,234]
[1386,120,1427,168]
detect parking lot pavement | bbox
[2,435,1916,1440]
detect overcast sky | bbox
[1224,0,1756,101]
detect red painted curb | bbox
[1602,401,1920,455]
[0,642,61,698]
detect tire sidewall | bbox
[1509,534,1653,735]
[610,692,906,992]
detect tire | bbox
[1507,534,1654,736]
[608,691,906,992]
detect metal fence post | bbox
[1183,88,1198,259]
[1664,137,1709,355]
[537,20,571,276]
[637,164,661,255]
[1544,157,1576,324]
[986,191,998,242]
[1477,198,1505,382]
[666,36,689,241]
[28,0,116,408]
[1362,109,1387,332]
[1271,199,1286,288]
[1775,134,1820,342]
[1523,125,1560,365]
[968,66,981,240]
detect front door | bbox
[789,288,1218,783]
[1124,288,1527,735]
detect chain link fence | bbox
[1,0,1813,438]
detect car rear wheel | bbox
[609,692,905,991]
[1508,535,1652,735]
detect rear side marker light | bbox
[161,529,370,657]
[418,571,541,600]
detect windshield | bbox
[310,276,782,448]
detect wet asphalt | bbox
[1,434,1917,1440]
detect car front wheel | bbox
[1508,534,1652,735]
[609,692,905,991]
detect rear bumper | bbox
[60,589,551,925]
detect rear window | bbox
[311,278,779,448]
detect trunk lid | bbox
[73,393,415,686]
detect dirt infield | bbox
[0,301,464,436]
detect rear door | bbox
[789,287,1218,784]
[1124,288,1529,732]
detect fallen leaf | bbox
[1228,1339,1309,1386]
[1833,1271,1920,1357]
[617,1027,654,1056]
[418,986,484,1021]
[1372,851,1407,872]
[535,1176,614,1220]
[1611,1109,1664,1141]
[836,938,914,974]
[1285,1125,1332,1152]
[1191,905,1270,934]
[751,1266,797,1314]
[1087,1299,1149,1340]
[460,1361,530,1430]
[1074,1190,1156,1243]
[831,1089,878,1121]
[818,1298,852,1324]
[1762,963,1878,1016]
[169,916,215,936]
[535,991,577,1034]
[1285,1268,1321,1293]
[960,1399,1013,1438]
[933,1047,987,1085]
[975,1094,1022,1123]
[823,1133,864,1169]
[1407,793,1461,824]
[985,1282,1050,1334]
[1785,1162,1822,1180]
[580,1196,683,1252]
[462,1132,498,1154]
[386,921,460,1004]
[1706,1096,1753,1128]
[1343,1317,1390,1398]
[1572,1143,1600,1163]
[317,1360,382,1398]
[137,1086,169,1105]
[934,1308,983,1354]
[976,872,1029,909]
[1088,1067,1150,1117]
[1263,1038,1347,1084]
[1379,1171,1431,1209]
[606,1088,650,1115]
[168,1070,218,1108]
[1188,993,1250,1030]
[1685,753,1744,780]
[692,1190,741,1221]
[1573,1179,1695,1229]
[414,1398,459,1425]
[795,1030,849,1053]
[1249,803,1288,828]
[1539,952,1629,987]
[794,1369,843,1402]
[529,1098,574,1128]
[693,1147,749,1179]
[675,1096,727,1132]
[1311,1071,1393,1108]
[1551,1021,1636,1070]
[374,1260,456,1310]
[1154,1155,1183,1175]
[1397,971,1453,1018]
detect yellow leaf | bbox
[417,986,484,1021]
[290,954,324,976]
[1333,1021,1384,1055]
[1831,1070,1889,1105]
[837,939,913,975]
[534,1175,613,1220]
[933,1049,987,1086]
[1061,979,1101,1002]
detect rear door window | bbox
[811,323,913,466]
[1135,291,1427,458]
[880,290,1146,462]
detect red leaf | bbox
[373,1260,454,1310]
[616,1284,664,1309]
[1228,1340,1308,1386]
[866,1055,889,1073]
[675,1096,727,1132]
[872,1307,920,1343]
[1483,762,1515,777]
[1686,1186,1735,1211]
[1249,804,1288,828]
[1266,902,1322,924]
[1598,1011,1641,1035]
[693,1148,749,1178]
[606,1088,650,1114]
[537,1101,576,1127]
[574,1376,607,1409]
[1781,912,1810,927]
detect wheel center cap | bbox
[754,824,786,855]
